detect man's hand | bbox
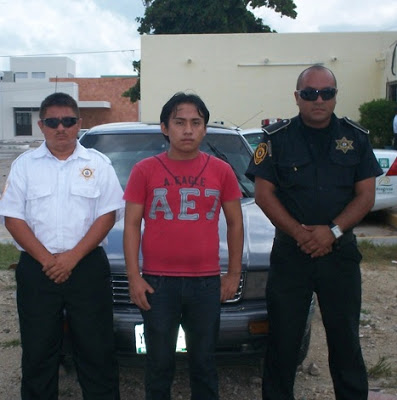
[128,275,154,311]
[298,225,334,258]
[221,272,241,302]
[42,250,80,284]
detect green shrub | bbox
[358,99,396,148]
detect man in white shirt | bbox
[0,92,124,399]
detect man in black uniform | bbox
[246,64,383,400]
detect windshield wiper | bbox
[206,141,252,197]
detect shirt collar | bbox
[33,140,91,161]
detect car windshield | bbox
[81,132,254,196]
[243,133,263,150]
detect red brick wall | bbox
[50,77,139,129]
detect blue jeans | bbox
[141,275,221,400]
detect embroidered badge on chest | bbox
[254,142,269,165]
[335,137,354,154]
[80,167,95,180]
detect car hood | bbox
[104,198,274,272]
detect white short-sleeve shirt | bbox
[0,141,125,253]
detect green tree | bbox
[359,99,396,148]
[127,0,297,102]
[137,0,297,34]
[122,60,141,103]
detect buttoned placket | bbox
[55,159,67,251]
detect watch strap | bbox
[328,223,343,239]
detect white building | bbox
[0,57,78,139]
[0,57,109,140]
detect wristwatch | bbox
[329,223,343,239]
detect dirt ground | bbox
[0,260,396,400]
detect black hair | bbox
[160,92,210,128]
[39,92,80,119]
[296,64,337,90]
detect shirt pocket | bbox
[26,185,52,223]
[329,152,360,187]
[70,185,101,217]
[71,185,100,199]
[275,156,313,189]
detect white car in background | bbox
[372,148,397,211]
[240,128,397,212]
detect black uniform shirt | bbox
[245,114,383,225]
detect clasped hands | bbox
[41,250,79,284]
[295,224,335,258]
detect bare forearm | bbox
[255,188,301,238]
[226,223,243,275]
[334,193,374,232]
[70,211,116,262]
[5,217,54,266]
[123,224,142,279]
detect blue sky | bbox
[0,0,396,77]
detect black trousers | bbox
[16,248,120,400]
[262,236,368,400]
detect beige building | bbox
[140,32,397,128]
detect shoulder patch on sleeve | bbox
[254,141,271,165]
[263,119,291,135]
[86,147,112,164]
[342,117,369,134]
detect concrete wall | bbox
[141,32,397,128]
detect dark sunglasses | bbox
[41,117,78,129]
[297,87,337,101]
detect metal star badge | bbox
[335,137,354,153]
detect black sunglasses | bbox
[41,117,79,129]
[297,87,337,101]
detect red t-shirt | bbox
[123,151,241,276]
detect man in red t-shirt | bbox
[123,92,243,400]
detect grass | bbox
[367,356,393,378]
[1,339,20,349]
[358,241,397,264]
[0,243,20,271]
[0,241,396,271]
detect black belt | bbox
[275,228,355,248]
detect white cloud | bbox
[254,0,397,33]
[0,0,142,77]
[0,0,396,77]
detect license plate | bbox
[135,324,187,354]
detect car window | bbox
[81,131,254,196]
[202,134,254,196]
[243,133,264,150]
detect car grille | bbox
[111,272,245,305]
